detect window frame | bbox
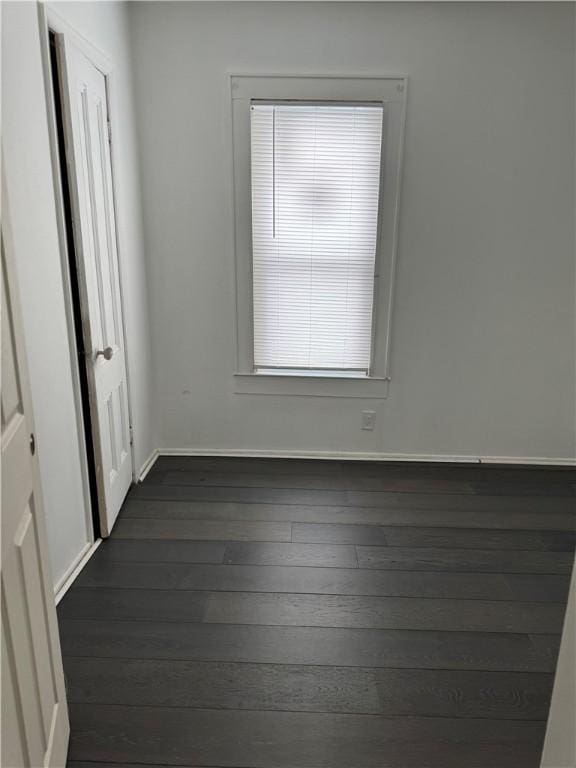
[230,74,407,399]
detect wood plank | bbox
[159,469,474,494]
[130,483,576,512]
[75,560,522,600]
[63,657,381,714]
[382,527,576,552]
[112,518,292,542]
[292,523,389,545]
[57,588,208,623]
[528,634,563,667]
[345,490,575,511]
[69,763,237,768]
[353,477,476,493]
[203,592,564,633]
[471,482,575,497]
[94,539,226,564]
[68,764,199,768]
[503,574,571,602]
[150,456,488,479]
[130,484,349,506]
[160,469,354,490]
[121,498,576,531]
[223,542,358,568]
[153,455,350,476]
[68,703,544,768]
[342,463,576,485]
[293,523,575,551]
[63,657,553,720]
[59,619,560,673]
[356,546,573,574]
[151,455,575,486]
[372,667,553,720]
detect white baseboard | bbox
[158,447,575,467]
[54,539,102,605]
[138,449,159,482]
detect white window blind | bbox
[250,102,384,373]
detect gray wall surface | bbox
[130,1,575,461]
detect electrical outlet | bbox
[361,410,376,431]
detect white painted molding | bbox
[234,373,390,398]
[138,449,159,482]
[229,73,406,390]
[54,538,102,605]
[42,5,114,75]
[157,447,575,467]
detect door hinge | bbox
[107,120,112,145]
[129,425,134,446]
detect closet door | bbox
[55,35,133,536]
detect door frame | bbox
[37,5,138,534]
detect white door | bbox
[1,186,70,767]
[55,36,132,536]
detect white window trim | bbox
[229,73,408,399]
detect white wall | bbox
[130,1,575,462]
[1,1,154,589]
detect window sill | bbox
[233,372,389,399]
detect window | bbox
[231,76,406,398]
[251,103,384,376]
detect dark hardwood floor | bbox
[58,457,576,768]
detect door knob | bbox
[96,346,114,361]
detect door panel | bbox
[55,36,132,536]
[1,193,69,767]
[1,628,28,768]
